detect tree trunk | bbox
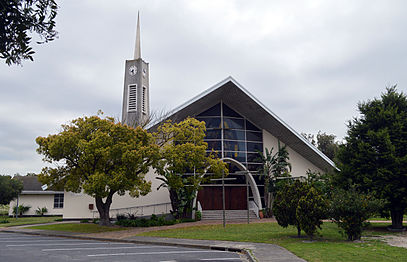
[390,209,404,229]
[269,193,274,217]
[169,189,180,219]
[264,178,269,216]
[297,225,301,237]
[95,192,114,226]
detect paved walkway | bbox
[1,219,305,262]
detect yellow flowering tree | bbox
[36,115,159,226]
[154,118,228,219]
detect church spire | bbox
[122,12,150,128]
[134,11,141,59]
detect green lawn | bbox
[0,216,62,227]
[139,222,407,262]
[28,223,127,233]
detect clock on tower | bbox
[121,12,150,128]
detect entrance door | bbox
[197,186,247,210]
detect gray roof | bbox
[14,175,63,194]
[15,175,43,191]
[152,76,336,172]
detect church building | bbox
[59,15,335,220]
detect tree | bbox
[36,115,158,226]
[0,0,58,65]
[302,131,340,160]
[154,118,227,219]
[296,187,327,239]
[330,187,384,240]
[336,86,407,230]
[260,143,291,217]
[0,175,23,205]
[273,180,309,237]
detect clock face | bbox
[129,65,137,76]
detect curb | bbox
[2,229,257,262]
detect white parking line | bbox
[42,245,178,251]
[88,250,226,257]
[7,242,130,247]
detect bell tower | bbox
[122,12,150,127]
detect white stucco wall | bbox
[8,194,63,216]
[62,168,171,219]
[262,130,324,177]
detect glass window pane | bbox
[205,140,221,151]
[224,130,245,140]
[247,163,263,172]
[222,104,242,118]
[224,151,246,162]
[246,120,261,131]
[223,118,244,129]
[197,117,221,129]
[224,141,246,151]
[247,152,263,163]
[246,131,262,142]
[197,103,221,116]
[247,142,263,152]
[205,129,221,139]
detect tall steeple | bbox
[134,12,141,59]
[122,12,150,127]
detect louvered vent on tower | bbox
[128,84,137,112]
[142,86,146,114]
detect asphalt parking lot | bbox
[0,232,243,262]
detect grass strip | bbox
[139,222,407,262]
[0,216,62,228]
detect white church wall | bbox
[8,194,63,216]
[62,168,171,219]
[262,130,324,177]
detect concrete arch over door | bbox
[221,157,262,211]
[195,157,263,212]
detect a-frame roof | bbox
[152,76,336,172]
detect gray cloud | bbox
[1,0,406,175]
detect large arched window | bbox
[196,102,263,172]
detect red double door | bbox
[197,186,247,210]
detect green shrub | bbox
[273,180,309,237]
[54,218,63,222]
[35,207,48,216]
[80,219,89,223]
[116,213,127,221]
[195,210,201,221]
[0,205,9,216]
[115,215,177,227]
[12,204,31,216]
[0,216,9,224]
[92,218,99,224]
[330,187,384,240]
[296,187,328,239]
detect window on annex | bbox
[54,193,64,209]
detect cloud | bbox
[1,0,407,174]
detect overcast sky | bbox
[1,0,406,175]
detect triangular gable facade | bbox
[153,76,335,173]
